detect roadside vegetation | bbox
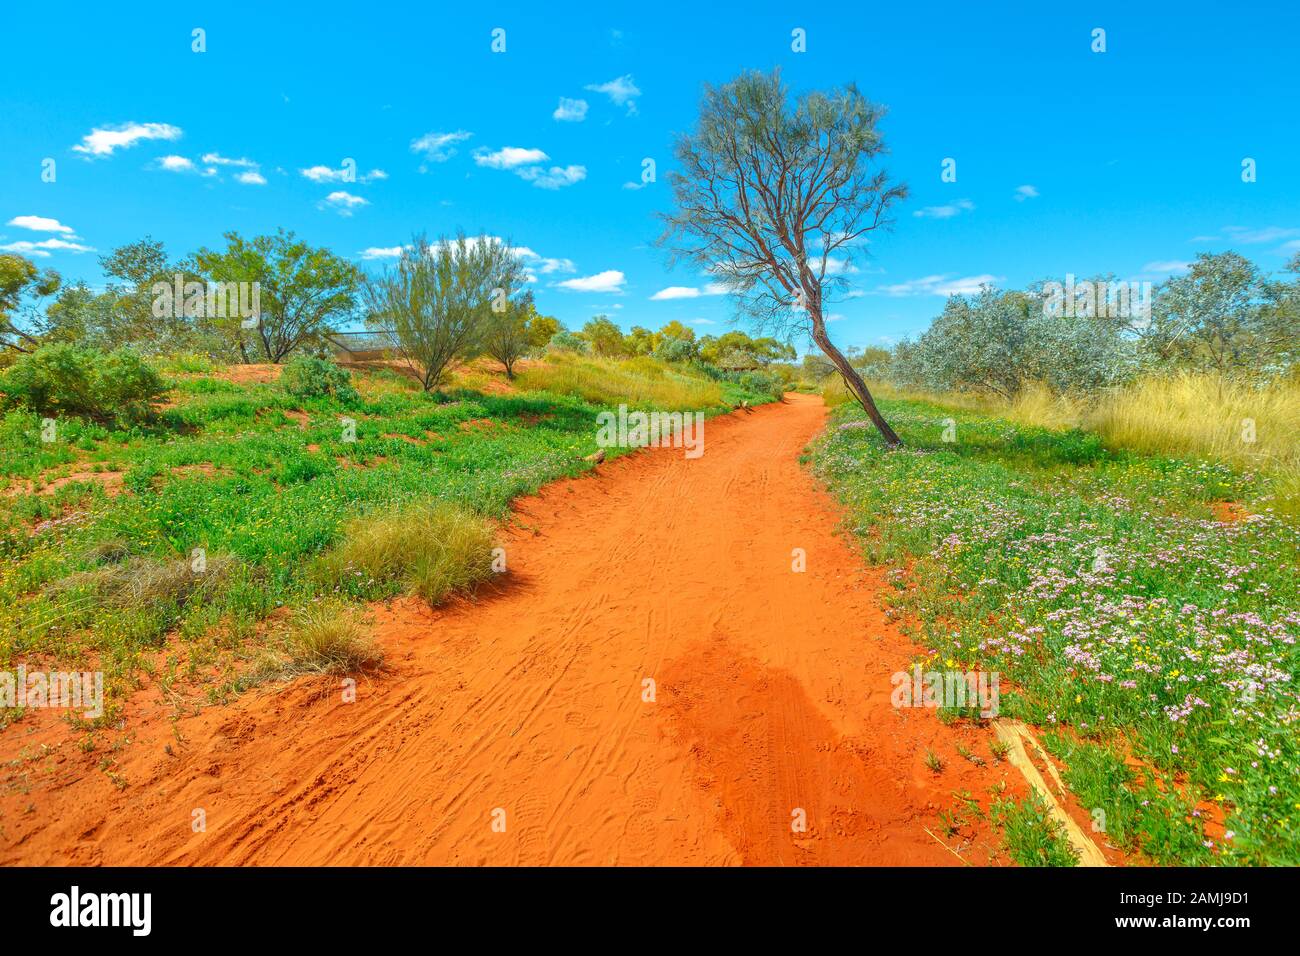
[2,222,790,726]
[811,394,1300,865]
[0,350,776,724]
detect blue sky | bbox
[2,1,1298,352]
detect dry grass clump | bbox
[319,499,497,605]
[820,374,999,414]
[283,600,382,673]
[48,553,235,608]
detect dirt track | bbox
[1,394,1019,865]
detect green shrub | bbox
[737,370,785,400]
[653,338,695,363]
[280,355,359,403]
[0,344,167,424]
[547,330,590,354]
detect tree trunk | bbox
[809,320,902,447]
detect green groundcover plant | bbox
[811,397,1300,866]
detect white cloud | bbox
[0,238,95,257]
[876,273,1000,297]
[360,246,407,260]
[913,199,975,219]
[1281,239,1300,253]
[153,154,220,177]
[72,121,181,158]
[300,164,385,184]
[474,146,549,169]
[690,318,716,325]
[236,170,267,185]
[472,147,585,189]
[585,74,641,114]
[516,164,586,189]
[319,191,369,216]
[503,246,575,273]
[157,155,196,172]
[557,270,625,293]
[201,152,257,169]
[410,130,472,163]
[6,216,75,235]
[553,97,588,122]
[301,165,343,182]
[534,256,576,274]
[1014,184,1039,201]
[649,282,729,301]
[359,240,575,271]
[650,286,702,300]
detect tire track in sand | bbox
[1,394,1021,866]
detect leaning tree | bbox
[659,69,908,445]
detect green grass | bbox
[991,794,1081,867]
[811,397,1300,865]
[1,358,776,721]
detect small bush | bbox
[0,344,167,424]
[736,370,785,401]
[280,355,359,403]
[547,330,590,354]
[653,338,695,363]
[319,500,496,604]
[284,600,381,673]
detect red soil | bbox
[0,394,1022,865]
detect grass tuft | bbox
[319,500,497,605]
[284,600,381,674]
[49,554,234,609]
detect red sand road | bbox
[0,393,1021,865]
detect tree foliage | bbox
[364,234,524,390]
[193,229,361,363]
[1142,252,1296,375]
[659,68,907,442]
[891,286,1133,398]
[1,254,62,355]
[482,289,535,378]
